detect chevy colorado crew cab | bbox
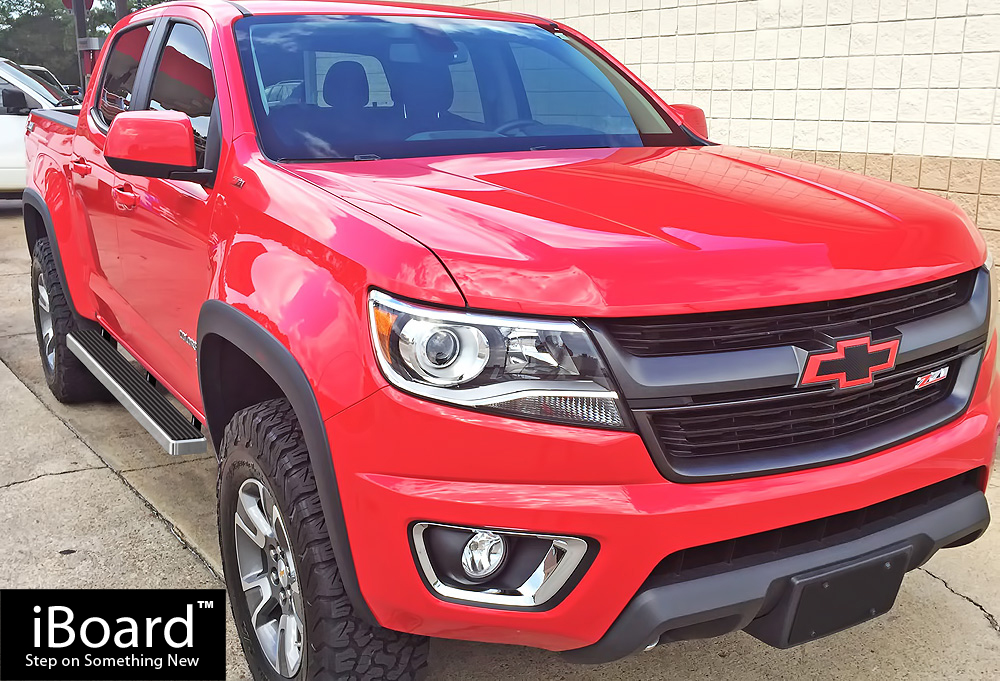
[23,1,998,679]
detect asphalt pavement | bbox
[2,200,999,679]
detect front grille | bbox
[650,469,983,584]
[604,270,977,357]
[647,344,977,461]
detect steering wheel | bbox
[494,119,536,136]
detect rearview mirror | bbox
[2,88,28,114]
[105,110,213,185]
[669,103,709,140]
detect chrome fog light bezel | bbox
[411,522,592,609]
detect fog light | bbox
[461,531,506,580]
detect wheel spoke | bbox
[277,613,301,677]
[276,614,290,677]
[241,569,270,595]
[37,282,49,313]
[245,572,277,630]
[236,490,273,548]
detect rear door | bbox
[114,15,222,409]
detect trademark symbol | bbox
[197,600,214,609]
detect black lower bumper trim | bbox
[562,490,990,664]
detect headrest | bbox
[323,61,369,111]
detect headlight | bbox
[368,290,627,429]
[986,250,996,334]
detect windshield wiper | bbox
[275,154,381,163]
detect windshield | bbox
[0,62,63,106]
[235,15,690,161]
[25,66,63,90]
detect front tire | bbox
[218,399,430,680]
[30,239,109,403]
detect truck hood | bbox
[285,146,986,317]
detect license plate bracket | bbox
[786,546,911,646]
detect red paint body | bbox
[24,0,998,654]
[105,111,198,170]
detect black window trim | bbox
[91,18,161,132]
[138,16,220,114]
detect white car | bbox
[0,61,70,198]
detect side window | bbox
[97,24,152,127]
[148,23,216,167]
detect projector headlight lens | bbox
[368,290,626,429]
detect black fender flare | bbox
[22,187,82,319]
[197,299,376,624]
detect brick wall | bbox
[429,0,1000,230]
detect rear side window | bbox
[97,24,152,126]
[148,23,216,166]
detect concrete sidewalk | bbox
[1,200,999,679]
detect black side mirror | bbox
[65,85,81,97]
[2,88,28,114]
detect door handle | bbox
[70,158,91,176]
[112,184,137,211]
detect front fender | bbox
[198,300,378,624]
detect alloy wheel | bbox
[36,271,55,371]
[234,478,305,677]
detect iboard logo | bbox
[1,589,226,680]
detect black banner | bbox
[0,589,226,680]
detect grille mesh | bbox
[603,271,977,357]
[646,345,974,460]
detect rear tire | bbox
[218,398,430,681]
[30,239,109,403]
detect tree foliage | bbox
[0,0,165,85]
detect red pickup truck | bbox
[22,1,998,678]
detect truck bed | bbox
[26,107,81,170]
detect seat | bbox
[265,62,372,158]
[395,63,481,137]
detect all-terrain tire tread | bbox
[219,398,429,681]
[30,239,109,403]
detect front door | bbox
[114,18,220,409]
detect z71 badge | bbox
[915,366,949,390]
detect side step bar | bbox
[67,330,207,455]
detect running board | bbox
[66,330,207,455]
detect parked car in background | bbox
[21,64,82,99]
[0,60,70,198]
[263,79,303,105]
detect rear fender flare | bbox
[22,186,86,321]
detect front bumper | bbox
[325,334,999,653]
[563,481,989,663]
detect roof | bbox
[179,0,546,23]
